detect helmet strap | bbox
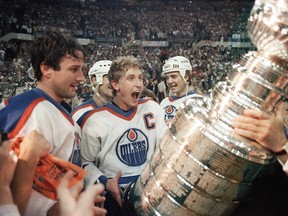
[185,82,189,98]
[94,87,107,105]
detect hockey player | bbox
[160,56,203,124]
[0,30,91,216]
[72,60,113,127]
[80,55,167,215]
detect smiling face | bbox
[165,71,187,97]
[38,51,85,103]
[111,66,144,111]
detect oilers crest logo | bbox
[116,128,149,166]
[164,105,177,120]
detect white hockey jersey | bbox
[0,88,81,216]
[160,90,203,122]
[72,98,100,126]
[80,99,167,187]
[72,98,101,136]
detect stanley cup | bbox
[124,0,288,215]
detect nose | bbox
[135,78,143,87]
[76,70,85,83]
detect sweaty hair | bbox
[108,55,142,96]
[31,30,84,81]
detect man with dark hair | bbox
[0,30,86,216]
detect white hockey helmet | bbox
[27,66,35,80]
[88,60,112,85]
[162,56,192,77]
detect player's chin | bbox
[66,91,76,99]
[170,88,177,93]
[169,85,176,90]
[130,97,139,106]
[107,90,113,98]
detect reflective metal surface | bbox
[124,0,288,215]
[248,0,288,59]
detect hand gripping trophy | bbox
[124,0,288,215]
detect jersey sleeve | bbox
[80,114,104,186]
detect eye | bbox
[71,67,78,73]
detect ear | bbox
[182,74,189,82]
[110,80,119,91]
[40,63,53,79]
[91,76,97,85]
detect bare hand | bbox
[0,140,16,188]
[57,171,106,216]
[19,130,51,161]
[106,170,123,207]
[233,106,286,152]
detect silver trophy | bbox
[124,0,288,215]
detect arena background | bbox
[0,0,256,102]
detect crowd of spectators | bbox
[0,0,256,103]
[0,0,254,42]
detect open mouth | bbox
[132,91,140,99]
[71,85,78,90]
